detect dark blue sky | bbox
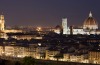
[0,0,100,27]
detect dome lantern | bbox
[89,11,92,17]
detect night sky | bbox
[0,0,100,27]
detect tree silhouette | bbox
[54,53,63,61]
[22,56,35,65]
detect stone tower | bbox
[62,18,68,34]
[0,15,5,31]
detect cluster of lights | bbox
[36,27,42,31]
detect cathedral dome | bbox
[83,12,98,30]
[84,17,97,25]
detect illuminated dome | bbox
[55,25,62,30]
[83,12,98,30]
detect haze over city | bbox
[1,0,100,65]
[0,0,100,27]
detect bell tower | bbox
[0,15,5,31]
[62,18,68,34]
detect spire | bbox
[89,11,92,17]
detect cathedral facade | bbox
[54,12,99,35]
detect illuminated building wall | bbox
[0,46,3,56]
[45,50,60,60]
[11,35,42,40]
[63,53,70,61]
[89,51,100,64]
[54,29,61,34]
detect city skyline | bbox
[0,0,100,27]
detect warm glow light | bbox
[38,43,41,46]
[0,20,2,23]
[36,27,42,31]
